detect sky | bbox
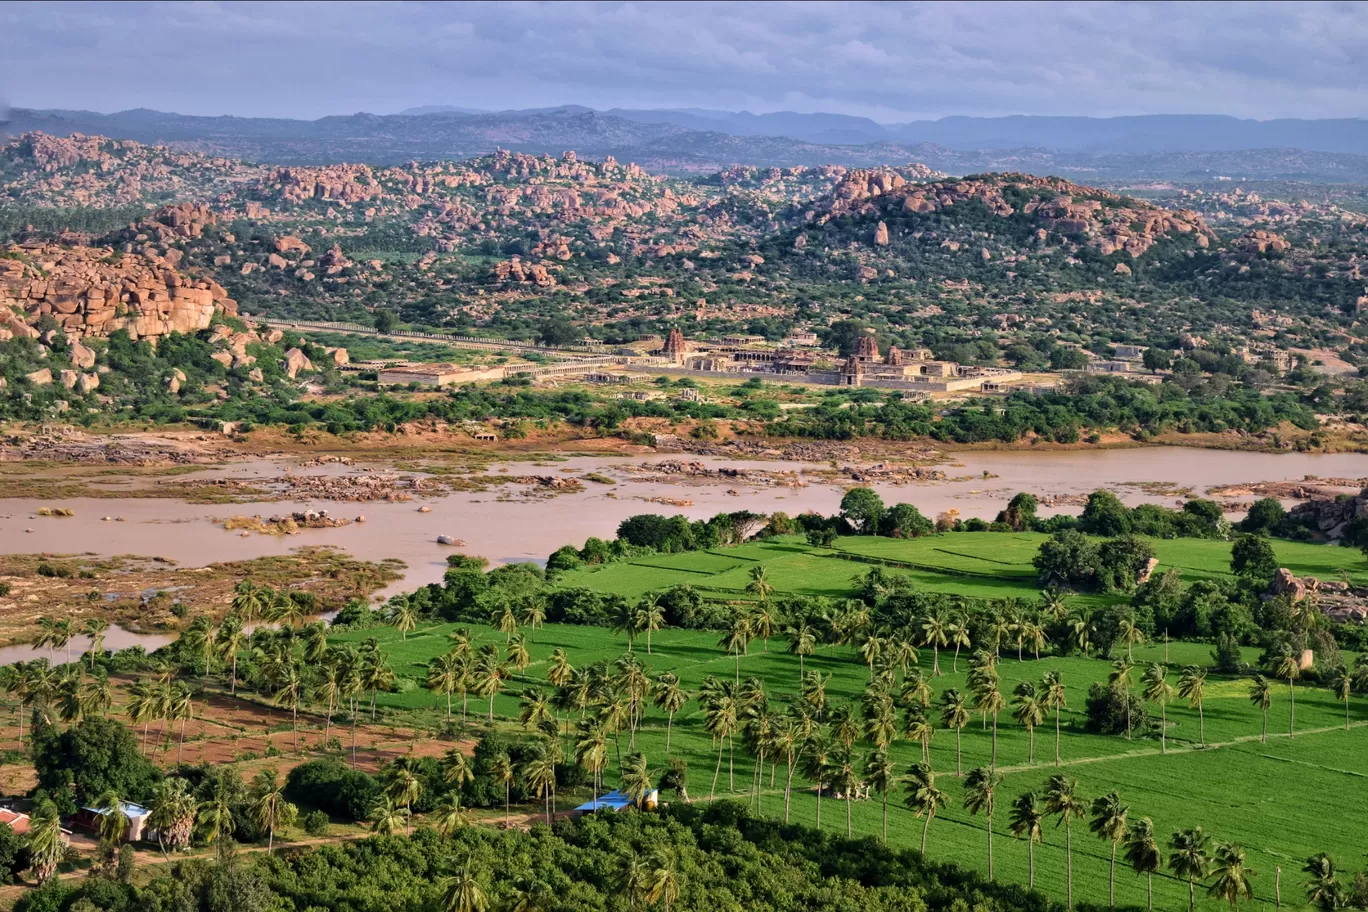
[3,0,1368,122]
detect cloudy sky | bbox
[3,0,1367,122]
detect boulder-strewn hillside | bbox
[2,132,1367,368]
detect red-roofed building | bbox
[0,809,30,835]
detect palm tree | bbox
[826,745,859,837]
[1045,774,1087,910]
[521,598,547,644]
[939,688,971,776]
[621,750,655,807]
[384,759,423,832]
[963,766,1004,880]
[786,621,816,679]
[444,748,475,792]
[1009,790,1046,889]
[273,662,305,752]
[231,578,267,627]
[1331,666,1354,730]
[1117,617,1145,661]
[474,650,506,724]
[218,620,248,694]
[494,599,519,644]
[902,761,949,854]
[1208,842,1256,909]
[507,634,532,674]
[1142,664,1174,753]
[1245,673,1273,742]
[197,778,236,845]
[269,590,306,628]
[863,748,897,843]
[802,732,831,830]
[902,706,933,763]
[1091,791,1130,911]
[921,608,949,676]
[620,853,651,911]
[1276,649,1301,737]
[362,647,396,722]
[949,611,972,672]
[24,799,65,883]
[1303,853,1345,911]
[82,618,110,671]
[523,750,558,825]
[433,792,469,837]
[147,776,197,857]
[635,595,665,655]
[547,648,575,688]
[52,618,75,665]
[1169,826,1213,912]
[1125,816,1163,911]
[701,680,738,800]
[800,670,829,719]
[720,614,752,685]
[442,864,488,912]
[1070,609,1094,656]
[746,565,775,612]
[1178,665,1208,747]
[575,720,609,808]
[249,767,297,852]
[391,597,418,640]
[171,683,194,764]
[94,789,131,847]
[645,848,682,912]
[900,669,933,709]
[1012,681,1045,764]
[1109,657,1136,740]
[367,795,410,835]
[490,752,515,827]
[972,675,1005,770]
[652,673,689,753]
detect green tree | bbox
[1169,826,1213,912]
[1045,774,1087,910]
[1142,664,1174,753]
[1249,674,1273,742]
[1125,816,1163,912]
[1276,649,1301,737]
[938,688,971,776]
[442,864,488,912]
[1178,665,1208,746]
[902,761,949,854]
[839,487,885,534]
[1231,534,1280,582]
[863,748,897,843]
[1090,791,1130,911]
[248,767,297,853]
[1208,842,1256,909]
[1008,790,1046,889]
[963,766,1004,880]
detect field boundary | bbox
[827,546,1037,581]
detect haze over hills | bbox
[8,105,1368,181]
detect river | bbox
[0,446,1363,663]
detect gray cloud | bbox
[3,0,1367,121]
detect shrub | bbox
[283,759,380,822]
[301,810,330,836]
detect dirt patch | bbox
[0,547,403,645]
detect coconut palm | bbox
[493,599,519,644]
[82,618,110,671]
[390,598,418,640]
[94,789,131,847]
[1109,657,1136,740]
[972,675,1005,770]
[520,598,547,644]
[444,748,475,791]
[367,795,410,835]
[652,673,689,753]
[1208,842,1256,909]
[1117,617,1145,661]
[1142,664,1174,753]
[1070,609,1095,656]
[25,799,65,883]
[802,732,832,830]
[645,848,682,912]
[52,618,75,665]
[197,777,236,845]
[1178,665,1208,747]
[171,683,194,764]
[523,750,558,824]
[635,595,665,654]
[269,590,306,628]
[826,744,859,837]
[800,670,829,719]
[948,611,972,672]
[1125,816,1163,911]
[902,705,933,763]
[902,760,949,854]
[921,608,949,676]
[442,864,488,912]
[147,776,197,857]
[1275,648,1302,737]
[1091,791,1130,911]
[490,752,515,827]
[1244,673,1273,743]
[621,750,655,807]
[433,792,470,836]
[963,766,1004,880]
[700,679,738,800]
[746,565,774,610]
[720,614,752,685]
[249,767,297,852]
[1045,774,1087,910]
[547,648,575,688]
[1330,666,1354,730]
[473,650,507,725]
[1009,790,1046,889]
[384,758,423,832]
[125,680,159,755]
[1012,681,1046,765]
[507,634,531,674]
[938,688,971,775]
[863,748,897,843]
[362,647,396,722]
[575,720,609,808]
[1303,853,1345,911]
[1169,826,1213,912]
[217,620,248,695]
[786,620,817,679]
[272,662,305,751]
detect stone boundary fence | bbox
[257,318,617,359]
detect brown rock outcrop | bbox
[0,243,236,340]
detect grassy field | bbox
[332,611,1368,912]
[554,532,1368,607]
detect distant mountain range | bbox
[7,105,1368,181]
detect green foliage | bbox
[31,716,160,808]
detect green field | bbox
[555,532,1368,607]
[331,602,1368,912]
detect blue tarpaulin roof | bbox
[85,802,150,819]
[574,790,633,812]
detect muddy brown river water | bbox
[0,446,1364,662]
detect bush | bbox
[283,759,380,822]
[301,809,330,836]
[1084,682,1152,737]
